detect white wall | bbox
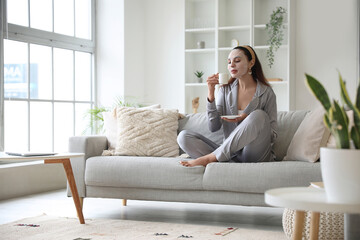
[123,0,145,104]
[0,163,66,200]
[96,0,125,107]
[97,0,358,111]
[142,0,184,110]
[97,0,184,109]
[294,0,358,110]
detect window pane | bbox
[4,40,28,99]
[54,48,73,100]
[4,101,28,151]
[54,0,74,36]
[54,102,73,152]
[75,51,91,101]
[30,44,52,99]
[30,0,53,31]
[7,0,29,27]
[75,103,91,135]
[30,102,52,151]
[75,0,92,39]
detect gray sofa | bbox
[68,110,322,207]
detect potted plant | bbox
[194,70,204,83]
[266,6,286,68]
[305,73,360,203]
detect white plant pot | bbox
[320,147,360,203]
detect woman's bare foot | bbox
[180,153,217,167]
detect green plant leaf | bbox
[351,126,360,149]
[305,74,331,112]
[339,73,360,134]
[356,84,360,110]
[194,71,204,78]
[323,113,331,129]
[332,101,350,148]
[266,6,286,68]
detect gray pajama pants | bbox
[177,110,273,163]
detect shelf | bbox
[218,26,251,31]
[253,45,288,50]
[268,81,287,85]
[184,0,292,113]
[185,28,215,33]
[254,24,266,29]
[254,23,288,29]
[185,48,215,53]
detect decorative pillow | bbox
[103,104,161,150]
[114,107,179,157]
[283,106,330,162]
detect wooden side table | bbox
[0,152,85,224]
[265,187,360,240]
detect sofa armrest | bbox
[67,135,108,197]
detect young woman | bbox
[178,45,277,167]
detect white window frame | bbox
[0,0,97,152]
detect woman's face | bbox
[227,49,253,79]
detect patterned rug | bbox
[0,214,287,240]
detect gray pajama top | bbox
[206,79,278,143]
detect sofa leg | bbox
[122,199,127,206]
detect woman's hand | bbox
[207,73,219,102]
[221,113,248,123]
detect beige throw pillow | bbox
[103,104,161,150]
[114,107,179,157]
[283,107,330,162]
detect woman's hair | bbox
[224,45,270,87]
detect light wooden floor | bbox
[0,189,284,232]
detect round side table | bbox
[265,187,360,240]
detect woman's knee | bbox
[177,129,194,148]
[247,109,269,127]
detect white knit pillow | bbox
[103,104,161,150]
[114,107,179,157]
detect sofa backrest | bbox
[178,110,309,160]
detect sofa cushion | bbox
[273,110,309,160]
[202,161,322,193]
[85,156,204,190]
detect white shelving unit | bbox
[184,0,294,114]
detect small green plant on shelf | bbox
[194,71,204,83]
[194,71,204,78]
[266,6,286,68]
[305,72,360,149]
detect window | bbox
[0,0,95,154]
